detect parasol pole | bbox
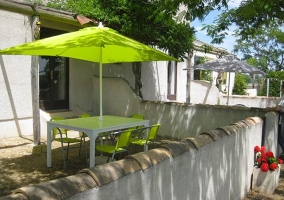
[99,46,103,121]
[98,21,103,121]
[226,72,231,105]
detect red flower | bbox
[254,146,260,153]
[270,163,278,171]
[266,151,274,158]
[254,145,281,172]
[260,163,269,172]
[261,154,267,162]
[261,146,266,153]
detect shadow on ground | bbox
[1,136,284,199]
[0,136,150,197]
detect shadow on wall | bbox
[91,76,267,140]
[140,61,165,101]
[0,56,26,137]
[92,76,142,117]
[2,117,270,200]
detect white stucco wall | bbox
[190,80,221,104]
[0,9,33,138]
[68,117,266,200]
[69,59,94,113]
[141,61,168,101]
[91,76,267,140]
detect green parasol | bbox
[0,24,178,120]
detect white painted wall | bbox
[189,80,279,107]
[69,59,94,113]
[13,114,278,200]
[0,9,33,138]
[0,4,273,141]
[70,120,264,200]
[91,77,267,140]
[190,80,221,105]
[141,61,168,101]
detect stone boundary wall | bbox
[92,76,268,140]
[2,114,279,200]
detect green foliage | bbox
[243,74,252,83]
[202,0,284,44]
[233,73,247,95]
[194,57,213,81]
[202,71,213,82]
[259,71,284,97]
[44,0,195,60]
[233,22,284,71]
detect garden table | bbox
[47,115,149,167]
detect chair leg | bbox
[83,137,88,166]
[79,134,86,156]
[111,153,116,162]
[66,143,70,161]
[79,137,83,155]
[60,142,67,169]
[144,144,147,151]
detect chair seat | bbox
[129,124,161,152]
[96,145,126,154]
[129,138,149,145]
[95,129,132,163]
[51,117,87,169]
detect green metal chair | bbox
[51,117,87,169]
[130,114,145,138]
[129,124,161,152]
[96,129,133,163]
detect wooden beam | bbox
[31,15,40,145]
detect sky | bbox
[190,0,242,57]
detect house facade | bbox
[0,0,232,139]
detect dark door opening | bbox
[39,27,69,111]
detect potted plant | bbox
[251,145,282,194]
[254,145,282,171]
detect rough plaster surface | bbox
[0,9,33,138]
[6,117,270,200]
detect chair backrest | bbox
[50,117,66,138]
[80,113,91,118]
[147,124,161,141]
[132,114,144,130]
[115,129,132,149]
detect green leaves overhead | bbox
[233,21,284,71]
[202,0,284,43]
[46,0,198,59]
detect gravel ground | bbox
[1,136,284,199]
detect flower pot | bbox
[251,167,280,194]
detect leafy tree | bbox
[233,73,247,95]
[259,71,284,97]
[233,22,284,71]
[44,0,196,60]
[243,74,252,84]
[202,0,284,44]
[194,57,213,82]
[41,0,198,98]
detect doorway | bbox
[39,27,69,111]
